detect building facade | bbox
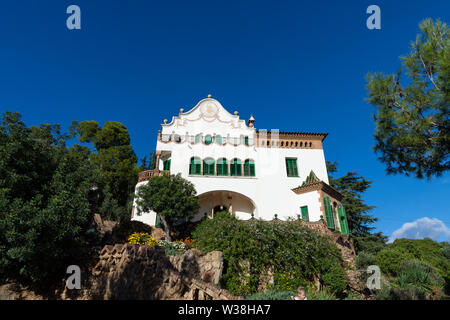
[132,96,350,235]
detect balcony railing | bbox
[158,133,254,146]
[138,169,170,182]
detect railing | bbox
[138,169,170,182]
[158,133,254,146]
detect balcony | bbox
[138,169,170,182]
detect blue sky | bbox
[0,0,449,241]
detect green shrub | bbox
[246,290,295,300]
[321,262,348,294]
[158,240,187,256]
[246,288,339,300]
[441,242,450,260]
[192,212,347,296]
[376,247,412,276]
[376,283,426,300]
[305,288,337,300]
[272,271,306,292]
[354,234,387,255]
[379,238,450,294]
[397,260,445,293]
[356,251,377,269]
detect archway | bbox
[194,190,257,221]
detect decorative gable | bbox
[160,97,255,137]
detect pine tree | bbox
[366,19,450,179]
[327,161,377,238]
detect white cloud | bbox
[388,217,450,243]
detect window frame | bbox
[285,158,299,177]
[202,158,215,175]
[189,157,202,175]
[230,158,242,176]
[244,159,255,177]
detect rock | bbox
[0,283,44,300]
[151,227,166,241]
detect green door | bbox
[337,205,349,235]
[300,206,309,222]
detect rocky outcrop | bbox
[169,249,224,285]
[62,244,240,300]
[0,283,44,300]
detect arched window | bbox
[189,157,201,175]
[216,158,228,176]
[195,134,202,143]
[281,141,284,147]
[230,158,242,176]
[205,135,213,145]
[203,158,215,175]
[215,135,223,145]
[244,159,255,177]
[309,142,312,147]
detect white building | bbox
[132,96,350,235]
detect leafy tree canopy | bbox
[0,112,97,288]
[74,120,139,219]
[136,173,199,241]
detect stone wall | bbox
[62,244,240,300]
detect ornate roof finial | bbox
[234,111,238,115]
[207,94,212,98]
[248,114,255,127]
[163,119,168,124]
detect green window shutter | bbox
[217,159,228,176]
[285,158,299,177]
[216,135,222,144]
[203,158,215,175]
[163,159,171,171]
[292,160,298,176]
[155,215,162,228]
[195,135,201,143]
[244,159,255,177]
[301,206,309,222]
[337,206,349,235]
[285,158,291,176]
[190,157,201,175]
[244,136,249,145]
[231,159,242,176]
[323,196,335,229]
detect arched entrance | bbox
[194,190,256,221]
[213,205,228,214]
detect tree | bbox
[327,161,378,238]
[135,174,199,241]
[75,120,139,221]
[0,112,97,288]
[366,19,450,179]
[139,151,157,171]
